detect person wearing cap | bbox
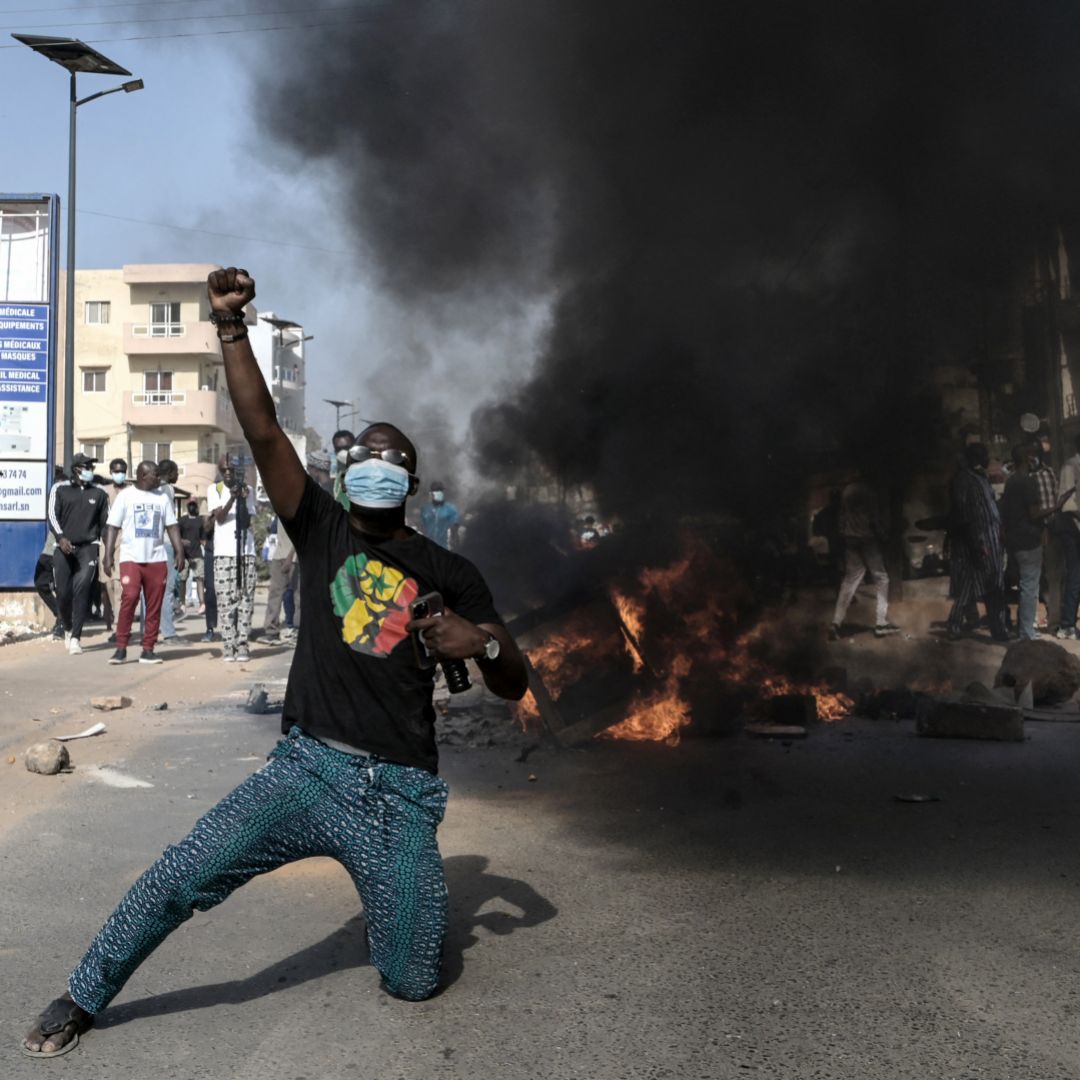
[46,453,110,655]
[419,481,460,550]
[177,500,206,614]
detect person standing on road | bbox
[262,514,300,643]
[21,266,528,1058]
[1028,438,1061,632]
[207,456,256,661]
[99,458,130,641]
[419,481,461,550]
[828,477,899,640]
[946,442,1009,641]
[201,513,217,642]
[1056,434,1080,639]
[1002,446,1049,640]
[102,461,185,665]
[177,500,206,613]
[156,459,183,644]
[47,452,109,655]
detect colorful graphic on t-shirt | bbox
[330,552,419,657]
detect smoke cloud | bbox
[256,1,1080,521]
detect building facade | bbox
[57,264,306,502]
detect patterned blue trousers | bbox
[68,727,449,1013]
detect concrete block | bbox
[916,699,1024,742]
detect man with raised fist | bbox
[22,266,528,1059]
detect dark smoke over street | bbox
[258,1,1080,519]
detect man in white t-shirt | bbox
[102,461,184,665]
[206,456,257,661]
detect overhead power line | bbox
[0,0,349,13]
[78,208,353,257]
[0,15,396,47]
[0,2,372,31]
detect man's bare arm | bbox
[207,268,306,520]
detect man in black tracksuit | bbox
[48,453,109,654]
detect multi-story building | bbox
[56,264,306,503]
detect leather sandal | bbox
[22,997,92,1058]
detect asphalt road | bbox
[2,612,1080,1078]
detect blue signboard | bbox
[0,195,59,589]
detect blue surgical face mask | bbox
[112,471,126,485]
[78,468,94,483]
[343,459,410,509]
[432,491,445,504]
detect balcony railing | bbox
[132,391,186,406]
[131,322,185,338]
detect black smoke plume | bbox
[257,1,1080,523]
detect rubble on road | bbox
[915,695,1024,742]
[24,740,70,775]
[92,696,131,711]
[744,722,808,739]
[0,619,47,646]
[994,639,1080,707]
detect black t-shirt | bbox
[1001,472,1042,553]
[178,515,203,559]
[280,477,502,773]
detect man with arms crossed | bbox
[103,461,185,666]
[22,266,528,1057]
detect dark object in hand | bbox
[410,591,472,695]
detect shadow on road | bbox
[97,854,556,1023]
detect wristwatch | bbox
[478,633,500,662]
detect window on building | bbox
[84,301,110,325]
[143,370,173,403]
[80,441,105,462]
[81,368,107,393]
[149,301,182,337]
[141,441,171,463]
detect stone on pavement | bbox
[23,739,70,774]
[91,695,132,711]
[994,639,1080,707]
[916,698,1024,742]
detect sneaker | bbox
[874,622,901,638]
[107,632,117,644]
[200,631,215,642]
[139,649,163,664]
[109,648,127,665]
[1056,626,1077,640]
[827,623,841,641]
[158,635,182,646]
[51,622,64,641]
[262,634,280,645]
[67,637,83,655]
[223,650,237,662]
[236,648,251,663]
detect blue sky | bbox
[0,0,537,460]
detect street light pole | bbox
[12,34,141,468]
[64,70,76,469]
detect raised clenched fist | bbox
[207,267,255,314]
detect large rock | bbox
[24,740,70,775]
[995,640,1080,707]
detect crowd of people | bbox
[827,434,1080,644]
[38,428,466,665]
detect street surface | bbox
[2,587,1080,1078]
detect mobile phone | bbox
[410,591,444,668]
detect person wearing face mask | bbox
[330,428,355,510]
[206,455,257,661]
[99,458,130,642]
[945,442,1009,642]
[20,267,530,1059]
[46,453,110,656]
[419,481,460,550]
